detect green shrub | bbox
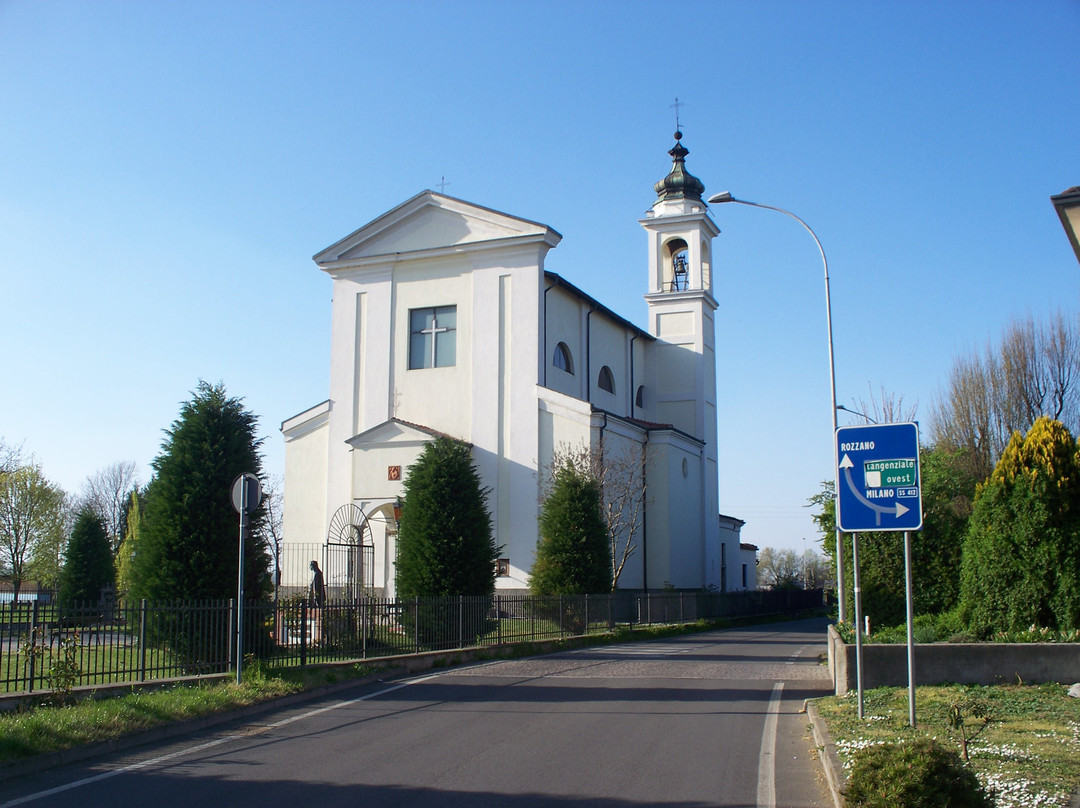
[958,418,1080,638]
[992,625,1080,643]
[838,609,982,645]
[531,460,610,595]
[844,738,994,808]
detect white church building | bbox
[282,134,752,596]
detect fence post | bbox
[458,595,464,649]
[680,591,684,624]
[559,595,564,638]
[227,599,236,674]
[299,599,307,667]
[27,601,39,693]
[138,599,148,682]
[414,596,420,655]
[496,595,502,645]
[584,594,589,636]
[361,593,367,660]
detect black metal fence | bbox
[1,588,823,695]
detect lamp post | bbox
[707,191,847,622]
[1051,186,1080,266]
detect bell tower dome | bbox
[642,132,719,299]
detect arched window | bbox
[553,342,574,374]
[598,366,615,394]
[635,385,645,409]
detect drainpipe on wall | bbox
[585,307,594,403]
[641,430,649,592]
[542,279,555,388]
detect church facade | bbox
[281,135,747,596]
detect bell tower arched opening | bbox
[665,238,690,291]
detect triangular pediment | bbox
[345,418,454,450]
[315,191,561,266]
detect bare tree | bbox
[757,547,801,589]
[0,439,22,475]
[930,312,1080,480]
[81,461,139,554]
[260,473,284,590]
[848,384,918,425]
[549,441,647,590]
[800,548,834,589]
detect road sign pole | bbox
[230,473,261,686]
[852,531,865,719]
[905,530,916,727]
[236,486,247,685]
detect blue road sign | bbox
[836,422,923,532]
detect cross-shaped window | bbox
[409,306,457,369]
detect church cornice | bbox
[281,399,330,439]
[320,231,561,275]
[345,417,468,450]
[643,288,718,311]
[314,190,562,267]
[545,271,655,342]
[638,210,720,238]
[595,407,706,447]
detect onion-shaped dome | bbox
[653,131,705,202]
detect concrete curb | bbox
[805,698,845,808]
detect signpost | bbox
[230,472,261,685]
[835,422,922,725]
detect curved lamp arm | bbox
[708,190,845,622]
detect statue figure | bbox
[309,559,326,607]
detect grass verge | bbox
[813,684,1080,808]
[0,662,380,763]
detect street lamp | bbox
[1051,186,1080,266]
[707,190,847,622]
[836,404,877,424]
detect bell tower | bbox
[641,131,720,442]
[641,131,723,590]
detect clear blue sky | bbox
[2,1,1077,554]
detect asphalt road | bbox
[3,617,834,808]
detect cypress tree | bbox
[134,381,271,603]
[58,506,115,605]
[114,490,144,597]
[531,460,611,595]
[395,436,497,597]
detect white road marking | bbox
[756,681,784,808]
[0,674,441,807]
[570,642,695,656]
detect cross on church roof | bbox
[670,97,685,133]
[437,175,451,193]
